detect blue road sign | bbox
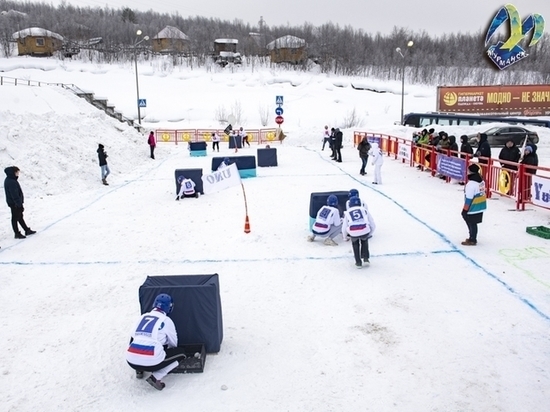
[138,99,147,108]
[275,106,284,115]
[276,95,284,105]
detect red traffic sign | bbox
[275,115,284,125]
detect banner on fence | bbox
[532,175,550,209]
[397,142,411,161]
[437,155,466,180]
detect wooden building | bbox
[152,26,190,53]
[213,39,241,66]
[266,35,306,64]
[12,27,64,56]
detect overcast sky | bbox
[36,0,549,36]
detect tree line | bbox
[0,0,549,86]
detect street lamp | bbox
[134,29,149,125]
[395,40,414,126]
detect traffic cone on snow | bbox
[244,215,251,234]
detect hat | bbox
[524,145,533,154]
[468,164,480,174]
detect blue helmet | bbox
[327,194,338,207]
[223,157,231,165]
[348,189,359,199]
[153,293,173,314]
[349,196,361,207]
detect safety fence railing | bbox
[353,131,550,212]
[155,128,281,145]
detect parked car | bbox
[468,126,539,147]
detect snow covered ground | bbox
[0,57,549,412]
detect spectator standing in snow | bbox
[520,145,539,200]
[333,128,343,162]
[239,127,250,147]
[148,131,156,159]
[322,125,331,150]
[97,143,110,185]
[357,135,371,176]
[212,132,220,152]
[498,139,521,171]
[307,194,342,246]
[126,293,188,391]
[342,196,372,268]
[4,166,36,239]
[369,142,384,184]
[461,164,487,246]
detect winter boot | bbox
[15,232,26,239]
[102,178,109,186]
[135,370,144,379]
[146,375,165,391]
[25,229,36,236]
[323,238,338,246]
[461,239,477,246]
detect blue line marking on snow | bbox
[308,146,550,322]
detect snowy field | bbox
[0,58,549,412]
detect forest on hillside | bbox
[1,0,549,86]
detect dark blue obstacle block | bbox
[175,168,204,195]
[211,156,256,178]
[139,274,223,354]
[228,135,242,149]
[189,141,207,151]
[309,191,349,230]
[257,147,278,167]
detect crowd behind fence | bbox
[353,131,550,212]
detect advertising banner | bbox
[437,85,550,116]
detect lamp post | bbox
[134,30,149,125]
[395,40,414,126]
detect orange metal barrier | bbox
[156,128,279,145]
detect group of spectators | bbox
[413,128,539,177]
[322,125,343,162]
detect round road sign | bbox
[275,115,284,125]
[275,107,284,116]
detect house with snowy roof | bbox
[152,26,190,53]
[266,35,306,64]
[12,27,64,56]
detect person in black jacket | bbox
[357,136,371,175]
[4,166,36,239]
[520,145,539,200]
[97,143,110,186]
[474,133,491,165]
[498,139,521,170]
[333,128,343,163]
[460,135,474,158]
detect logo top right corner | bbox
[485,4,545,70]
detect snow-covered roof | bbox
[215,38,238,44]
[12,27,64,41]
[266,35,306,50]
[219,51,241,57]
[153,26,189,40]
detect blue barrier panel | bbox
[228,135,242,149]
[189,141,207,151]
[212,156,256,178]
[257,147,278,167]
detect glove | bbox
[461,209,468,218]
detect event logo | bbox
[485,4,545,70]
[442,92,458,107]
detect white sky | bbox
[14,0,549,35]
[1,56,550,410]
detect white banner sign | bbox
[531,175,550,209]
[202,163,241,194]
[397,142,411,161]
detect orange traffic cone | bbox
[244,215,251,233]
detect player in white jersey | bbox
[307,194,342,246]
[239,127,250,147]
[176,177,199,200]
[342,196,372,268]
[369,142,384,184]
[126,294,187,390]
[345,189,376,238]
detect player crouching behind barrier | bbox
[176,176,199,200]
[342,196,372,268]
[307,194,342,246]
[126,294,188,390]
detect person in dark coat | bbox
[333,128,343,163]
[459,135,474,158]
[357,136,371,175]
[448,135,459,155]
[329,128,336,159]
[520,145,539,200]
[498,139,521,170]
[97,144,110,185]
[4,166,36,239]
[474,133,491,165]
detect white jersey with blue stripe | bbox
[342,206,371,238]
